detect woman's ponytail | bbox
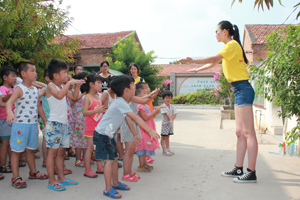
[218,21,248,64]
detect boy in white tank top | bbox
[44,59,84,191]
[6,62,48,189]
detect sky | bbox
[59,0,298,64]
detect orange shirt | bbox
[147,99,154,113]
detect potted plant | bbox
[210,70,235,123]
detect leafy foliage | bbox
[106,33,164,90]
[232,0,300,19]
[0,0,81,81]
[250,25,300,143]
[171,88,223,105]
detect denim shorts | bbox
[44,121,69,149]
[10,122,38,152]
[231,80,255,107]
[93,131,118,161]
[0,119,12,139]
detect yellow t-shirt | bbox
[134,76,145,84]
[218,40,249,83]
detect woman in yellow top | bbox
[129,63,145,84]
[178,21,257,183]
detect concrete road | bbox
[0,108,299,200]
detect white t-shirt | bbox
[160,104,178,125]
[95,97,132,139]
[14,84,38,124]
[13,77,23,88]
[47,83,68,124]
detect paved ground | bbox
[0,108,300,200]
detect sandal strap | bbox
[29,170,40,176]
[12,176,22,183]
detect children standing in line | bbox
[136,82,163,172]
[38,69,51,168]
[160,91,178,156]
[94,75,160,199]
[6,62,48,189]
[82,73,108,178]
[70,72,88,167]
[44,59,84,191]
[0,67,17,174]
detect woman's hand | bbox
[177,57,194,63]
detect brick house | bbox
[55,31,143,72]
[155,64,222,96]
[243,24,291,135]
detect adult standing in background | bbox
[99,61,113,92]
[178,20,258,183]
[128,63,145,84]
[73,65,84,75]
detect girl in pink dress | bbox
[70,72,88,167]
[135,83,165,172]
[82,73,108,178]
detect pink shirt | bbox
[0,86,15,119]
[85,94,103,136]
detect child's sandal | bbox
[96,166,104,174]
[75,159,85,167]
[137,166,152,172]
[162,149,172,156]
[11,177,27,189]
[28,170,48,179]
[129,172,141,179]
[122,174,138,182]
[0,164,12,173]
[84,169,98,178]
[0,174,4,180]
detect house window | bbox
[252,79,265,108]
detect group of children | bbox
[0,60,178,198]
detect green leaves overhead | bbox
[106,33,164,91]
[0,0,81,81]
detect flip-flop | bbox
[47,183,66,191]
[103,188,121,199]
[60,179,78,186]
[112,182,130,191]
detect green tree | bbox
[0,0,81,81]
[232,0,300,19]
[250,25,300,143]
[106,33,164,90]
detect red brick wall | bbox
[73,34,142,66]
[243,30,268,63]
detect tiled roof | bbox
[245,24,289,45]
[55,31,133,49]
[155,64,222,76]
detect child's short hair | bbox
[110,75,134,97]
[162,90,173,99]
[80,73,102,93]
[47,59,68,80]
[0,67,17,81]
[135,82,147,96]
[16,62,35,78]
[73,64,83,72]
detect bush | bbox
[171,88,223,105]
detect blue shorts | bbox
[10,122,38,153]
[93,131,118,161]
[231,80,255,107]
[44,121,69,149]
